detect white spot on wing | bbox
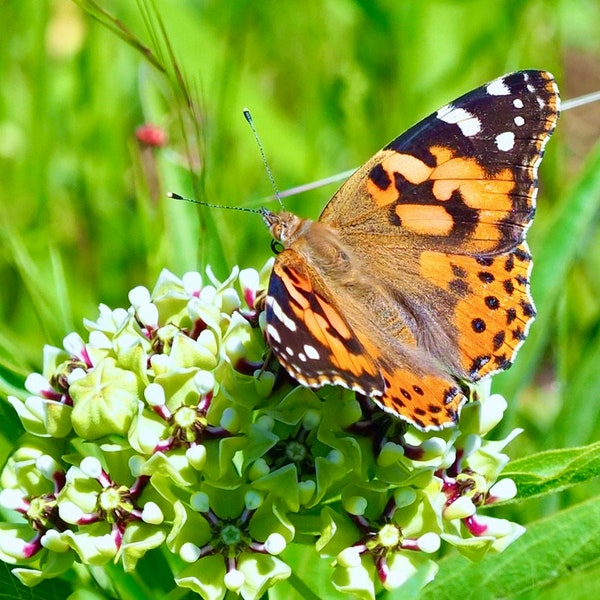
[513,98,524,109]
[486,77,511,96]
[514,116,525,126]
[298,353,306,362]
[303,344,320,360]
[266,324,281,344]
[437,105,481,137]
[266,296,297,332]
[285,346,294,356]
[495,131,515,151]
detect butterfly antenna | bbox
[166,192,261,214]
[243,108,284,210]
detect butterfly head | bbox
[260,208,305,247]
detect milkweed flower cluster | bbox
[1,262,524,599]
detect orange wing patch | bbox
[419,243,535,380]
[393,204,454,236]
[366,151,434,206]
[366,145,522,254]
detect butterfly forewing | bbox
[266,252,384,396]
[321,70,560,256]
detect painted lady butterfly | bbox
[263,70,560,430]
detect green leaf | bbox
[502,441,600,501]
[539,559,600,599]
[0,561,72,600]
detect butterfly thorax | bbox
[263,209,357,279]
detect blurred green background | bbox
[1,0,600,523]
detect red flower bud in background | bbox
[136,123,167,148]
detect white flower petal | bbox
[180,542,201,563]
[479,393,509,433]
[137,303,159,327]
[264,532,286,555]
[194,370,215,394]
[224,568,245,591]
[220,288,241,314]
[444,496,476,520]
[67,367,87,384]
[0,489,25,510]
[36,455,60,480]
[144,383,166,407]
[489,478,517,501]
[337,546,362,568]
[186,445,207,470]
[24,373,50,395]
[58,501,85,524]
[88,330,112,348]
[142,501,164,524]
[416,532,441,553]
[79,456,102,479]
[128,285,151,308]
[63,332,86,357]
[182,271,202,295]
[41,529,70,552]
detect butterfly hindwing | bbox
[266,249,469,431]
[418,243,536,380]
